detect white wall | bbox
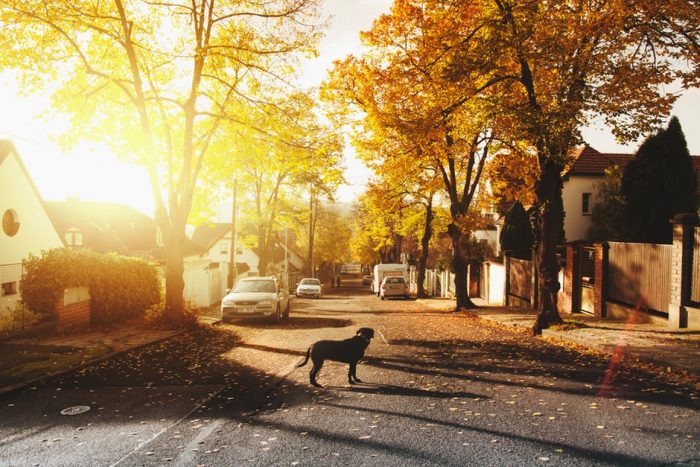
[0,151,63,265]
[485,261,505,304]
[562,175,600,242]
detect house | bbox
[0,141,64,312]
[45,199,218,308]
[45,199,163,257]
[190,223,258,299]
[562,145,700,242]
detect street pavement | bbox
[0,278,699,466]
[2,290,698,397]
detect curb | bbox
[0,328,186,398]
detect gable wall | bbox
[0,151,63,265]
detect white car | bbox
[221,276,290,323]
[380,276,410,300]
[296,277,322,299]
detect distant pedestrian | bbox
[336,275,341,287]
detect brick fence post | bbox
[55,287,91,333]
[669,213,698,328]
[593,242,608,319]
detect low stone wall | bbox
[55,287,90,332]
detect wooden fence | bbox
[508,257,532,302]
[692,228,700,304]
[608,241,673,314]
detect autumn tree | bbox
[323,0,510,310]
[0,0,323,323]
[203,92,343,275]
[437,0,699,332]
[622,117,698,244]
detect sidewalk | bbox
[0,320,181,396]
[472,304,700,380]
[2,304,699,397]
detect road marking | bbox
[109,385,226,467]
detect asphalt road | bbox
[1,279,698,466]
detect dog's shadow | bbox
[329,383,484,400]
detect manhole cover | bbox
[60,406,91,416]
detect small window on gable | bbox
[220,241,229,256]
[65,227,83,247]
[582,193,592,215]
[1,281,18,297]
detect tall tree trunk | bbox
[416,198,433,298]
[163,221,186,325]
[448,223,476,310]
[306,193,317,276]
[532,159,565,334]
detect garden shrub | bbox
[21,248,161,326]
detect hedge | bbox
[21,248,161,326]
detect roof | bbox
[45,200,158,253]
[566,144,700,198]
[191,223,231,250]
[566,145,634,176]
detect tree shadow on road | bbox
[331,382,484,400]
[223,316,353,330]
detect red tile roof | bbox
[567,144,700,199]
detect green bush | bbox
[21,248,162,326]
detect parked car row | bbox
[220,273,411,325]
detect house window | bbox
[65,228,83,246]
[220,241,229,256]
[1,281,18,297]
[2,209,20,237]
[156,228,164,246]
[582,193,592,215]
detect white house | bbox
[0,141,64,312]
[562,145,700,242]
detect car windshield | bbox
[300,279,320,286]
[233,280,276,293]
[386,277,405,284]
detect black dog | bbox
[297,328,374,387]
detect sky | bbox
[1,0,698,217]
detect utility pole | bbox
[228,179,237,289]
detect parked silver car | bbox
[221,276,290,323]
[296,277,322,298]
[380,276,409,300]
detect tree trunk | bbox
[306,194,316,276]
[416,199,433,298]
[532,159,565,334]
[448,223,476,310]
[163,225,186,325]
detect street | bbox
[1,278,698,466]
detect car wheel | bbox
[271,304,281,323]
[283,301,290,320]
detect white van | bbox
[372,263,409,296]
